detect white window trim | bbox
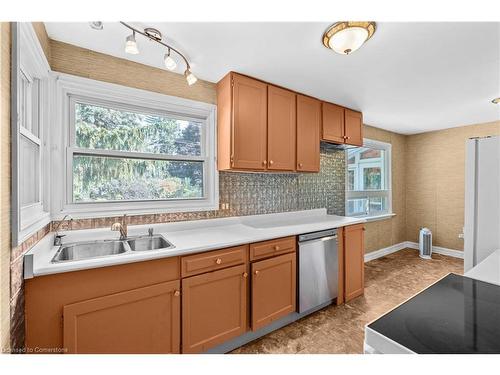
[345,138,392,218]
[13,23,51,245]
[51,72,218,219]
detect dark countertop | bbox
[368,273,500,354]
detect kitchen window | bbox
[346,139,392,217]
[54,74,217,217]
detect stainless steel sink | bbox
[51,234,175,263]
[52,240,128,263]
[127,235,174,251]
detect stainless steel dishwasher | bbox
[298,228,338,313]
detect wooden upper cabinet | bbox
[344,224,365,302]
[344,109,364,147]
[63,280,181,354]
[296,95,320,172]
[217,73,267,171]
[182,264,248,353]
[267,85,296,171]
[251,252,296,331]
[321,102,345,144]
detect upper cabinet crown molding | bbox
[216,71,364,173]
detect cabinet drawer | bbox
[249,236,296,261]
[181,245,249,277]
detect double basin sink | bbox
[51,235,175,263]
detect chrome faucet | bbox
[53,214,73,246]
[111,214,128,240]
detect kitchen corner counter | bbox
[24,209,366,278]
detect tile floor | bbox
[231,249,464,354]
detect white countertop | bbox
[24,209,365,278]
[464,249,500,286]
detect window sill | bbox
[18,211,51,245]
[363,213,396,222]
[58,199,219,220]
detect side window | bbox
[346,139,392,217]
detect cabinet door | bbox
[182,264,248,353]
[251,253,296,331]
[267,85,296,171]
[344,109,363,146]
[296,95,320,172]
[232,73,268,170]
[336,227,345,305]
[344,224,365,302]
[63,280,180,354]
[322,102,345,143]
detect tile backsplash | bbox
[219,143,346,217]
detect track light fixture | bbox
[164,49,177,71]
[125,31,139,55]
[91,22,198,85]
[184,68,198,86]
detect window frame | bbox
[11,23,51,246]
[52,73,218,219]
[345,138,392,218]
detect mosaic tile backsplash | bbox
[220,143,346,217]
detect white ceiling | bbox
[45,22,500,135]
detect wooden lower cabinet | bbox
[336,227,345,305]
[251,252,296,331]
[182,264,248,353]
[63,280,181,354]
[344,224,365,302]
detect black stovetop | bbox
[368,273,500,354]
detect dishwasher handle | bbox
[299,234,337,245]
[298,229,338,242]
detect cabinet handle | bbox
[346,136,351,140]
[262,160,267,166]
[274,245,280,251]
[215,258,222,264]
[242,272,248,278]
[269,160,274,165]
[174,290,180,297]
[254,270,260,276]
[298,163,303,168]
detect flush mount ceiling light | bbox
[90,21,197,85]
[89,21,103,30]
[323,21,376,55]
[492,97,500,104]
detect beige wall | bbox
[49,40,216,104]
[31,22,50,62]
[363,125,407,253]
[0,22,11,352]
[406,121,500,251]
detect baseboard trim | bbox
[364,242,408,262]
[365,241,464,262]
[405,241,464,259]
